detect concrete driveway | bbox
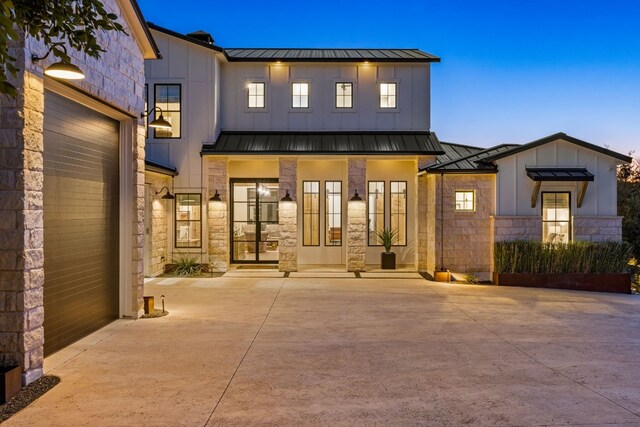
[7,275,640,426]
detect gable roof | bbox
[437,142,484,164]
[421,144,520,173]
[480,132,632,163]
[201,131,444,156]
[224,48,440,63]
[148,22,225,52]
[120,0,161,59]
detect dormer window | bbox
[292,82,309,108]
[247,82,265,108]
[379,82,397,109]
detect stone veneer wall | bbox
[417,157,434,271]
[207,158,229,271]
[573,216,623,242]
[145,173,170,276]
[0,0,147,384]
[347,159,366,271]
[491,216,542,242]
[279,159,297,271]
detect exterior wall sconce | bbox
[209,190,221,202]
[31,43,85,80]
[349,190,363,201]
[280,191,293,202]
[141,107,172,130]
[156,186,175,200]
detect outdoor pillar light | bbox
[141,107,172,130]
[349,190,363,202]
[31,43,85,80]
[209,190,222,202]
[280,191,294,202]
[156,186,175,200]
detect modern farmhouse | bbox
[142,24,631,278]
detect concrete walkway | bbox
[7,277,640,426]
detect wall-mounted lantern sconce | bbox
[349,190,363,201]
[31,43,85,80]
[141,107,172,130]
[156,186,175,200]
[209,190,221,202]
[280,191,293,202]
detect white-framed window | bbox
[542,192,570,244]
[379,82,397,109]
[455,190,475,211]
[335,82,353,108]
[292,82,309,108]
[247,82,265,108]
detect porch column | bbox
[278,159,297,272]
[207,157,229,272]
[347,158,366,271]
[417,156,432,271]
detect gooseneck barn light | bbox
[156,186,175,200]
[141,107,173,130]
[31,43,85,80]
[209,190,222,202]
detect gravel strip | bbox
[0,375,60,423]
[141,309,169,318]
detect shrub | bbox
[494,240,632,274]
[173,252,204,276]
[463,273,479,284]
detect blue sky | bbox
[137,0,640,155]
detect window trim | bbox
[153,83,182,139]
[454,190,476,212]
[324,181,343,247]
[247,82,266,109]
[302,180,320,246]
[367,181,386,246]
[291,81,310,110]
[335,82,354,109]
[175,193,202,249]
[390,181,408,247]
[541,191,572,243]
[378,82,397,109]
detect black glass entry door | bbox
[231,179,279,263]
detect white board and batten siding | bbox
[495,138,619,217]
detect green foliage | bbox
[617,154,640,262]
[494,240,632,274]
[463,273,479,284]
[375,228,399,253]
[0,0,126,96]
[173,252,204,276]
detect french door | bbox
[230,179,279,263]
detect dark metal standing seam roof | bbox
[421,144,521,173]
[223,48,440,62]
[145,160,178,176]
[201,132,444,155]
[526,168,594,182]
[437,142,484,164]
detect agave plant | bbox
[375,228,399,253]
[173,251,204,276]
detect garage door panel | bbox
[43,91,119,356]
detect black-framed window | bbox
[379,82,397,108]
[542,192,570,244]
[325,181,342,246]
[390,181,407,246]
[368,181,385,246]
[335,82,353,108]
[154,84,181,138]
[292,82,309,108]
[175,193,201,248]
[144,84,148,137]
[247,82,265,108]
[303,181,320,246]
[455,190,475,211]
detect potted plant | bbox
[376,228,399,269]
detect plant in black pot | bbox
[376,228,399,269]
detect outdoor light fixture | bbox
[156,186,175,200]
[31,43,85,80]
[141,107,172,130]
[209,190,221,202]
[350,190,363,201]
[280,191,293,202]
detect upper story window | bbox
[455,190,475,211]
[292,82,309,109]
[335,82,353,108]
[154,84,181,138]
[247,82,265,108]
[379,82,397,109]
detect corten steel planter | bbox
[381,252,396,269]
[434,271,451,283]
[493,273,631,294]
[0,365,21,403]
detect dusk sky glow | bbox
[137,0,640,155]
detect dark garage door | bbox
[43,91,120,356]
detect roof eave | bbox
[147,22,225,53]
